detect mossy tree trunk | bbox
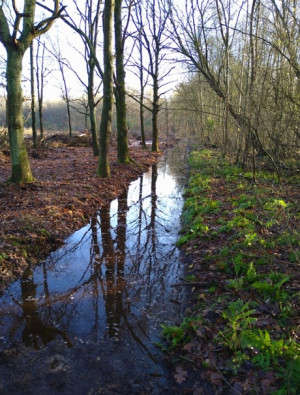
[6,48,34,183]
[97,0,115,177]
[114,0,130,163]
[0,1,64,184]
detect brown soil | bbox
[0,138,162,294]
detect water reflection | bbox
[0,144,187,360]
[20,267,72,348]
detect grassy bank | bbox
[161,150,299,394]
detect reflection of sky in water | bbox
[0,145,187,351]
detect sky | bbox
[0,0,184,102]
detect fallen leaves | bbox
[174,366,188,384]
[0,142,160,291]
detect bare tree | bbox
[114,0,130,163]
[62,0,104,156]
[130,0,149,149]
[53,39,73,136]
[97,0,115,177]
[168,0,299,176]
[0,1,65,183]
[142,0,172,152]
[35,38,51,139]
[269,0,300,79]
[131,0,172,152]
[30,42,37,148]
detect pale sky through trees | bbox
[0,0,183,102]
[0,1,298,105]
[0,0,255,102]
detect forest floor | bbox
[0,137,299,394]
[0,135,161,294]
[160,149,299,394]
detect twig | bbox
[179,355,195,364]
[212,362,240,394]
[171,281,206,287]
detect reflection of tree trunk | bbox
[99,194,128,338]
[116,191,128,260]
[90,214,101,336]
[115,190,128,331]
[20,268,71,348]
[138,175,143,248]
[91,215,101,262]
[42,262,50,307]
[150,164,158,249]
[21,274,39,347]
[99,204,116,338]
[90,214,102,295]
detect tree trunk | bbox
[66,98,72,137]
[30,43,37,149]
[0,0,63,184]
[140,91,146,149]
[152,76,159,152]
[97,0,115,177]
[114,0,130,163]
[6,49,33,183]
[38,97,44,138]
[59,60,72,137]
[139,38,146,149]
[88,61,99,156]
[36,41,45,139]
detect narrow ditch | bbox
[0,142,190,394]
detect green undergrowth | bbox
[162,150,299,393]
[160,316,203,350]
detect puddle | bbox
[0,142,190,394]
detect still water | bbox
[0,142,190,393]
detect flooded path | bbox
[0,142,190,394]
